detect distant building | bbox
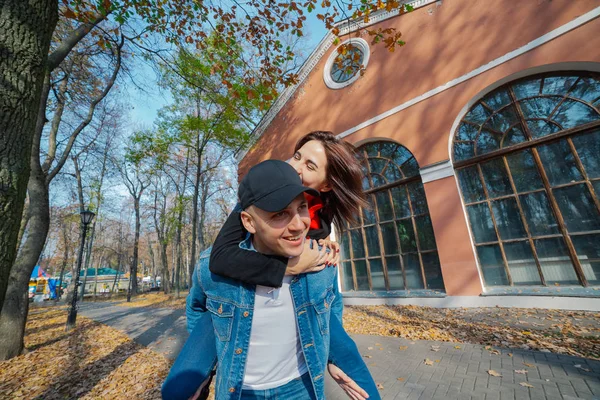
[239,0,600,308]
[64,267,129,296]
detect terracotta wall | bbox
[239,0,600,295]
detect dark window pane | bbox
[403,254,424,289]
[415,215,437,251]
[457,166,485,203]
[354,260,370,290]
[350,230,365,258]
[572,234,600,285]
[422,252,444,289]
[379,142,398,159]
[551,99,599,130]
[364,226,381,257]
[491,198,527,240]
[467,203,498,244]
[368,158,387,175]
[386,256,404,289]
[542,76,578,95]
[340,232,351,261]
[506,150,543,192]
[520,192,560,236]
[408,181,428,215]
[391,145,413,167]
[503,125,527,147]
[526,120,561,138]
[381,222,398,255]
[400,156,420,179]
[364,143,379,157]
[484,105,519,133]
[594,181,600,198]
[572,129,600,179]
[569,76,600,103]
[518,96,561,119]
[483,88,512,109]
[481,158,513,198]
[341,262,354,291]
[456,122,479,141]
[476,129,501,155]
[537,139,583,186]
[397,219,417,253]
[362,195,376,225]
[477,245,509,286]
[513,78,542,99]
[464,103,491,125]
[535,238,580,285]
[391,186,410,218]
[371,174,387,188]
[383,164,404,183]
[369,258,386,290]
[454,142,475,161]
[375,191,394,222]
[504,241,542,285]
[554,184,600,232]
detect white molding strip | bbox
[337,6,600,140]
[420,159,454,183]
[343,296,600,311]
[237,0,438,162]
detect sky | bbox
[126,12,330,129]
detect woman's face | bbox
[287,140,331,193]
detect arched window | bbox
[453,72,600,287]
[339,141,445,292]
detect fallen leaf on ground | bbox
[397,377,405,381]
[424,359,434,366]
[363,355,372,358]
[519,382,534,388]
[399,346,408,351]
[454,345,461,349]
[367,347,373,350]
[376,383,384,390]
[515,369,527,374]
[488,370,502,377]
[523,362,535,367]
[431,345,440,352]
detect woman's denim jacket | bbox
[186,236,341,400]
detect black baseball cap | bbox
[239,160,319,212]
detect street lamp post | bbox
[66,209,95,331]
[127,256,133,302]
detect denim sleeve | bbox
[327,270,381,399]
[186,259,208,333]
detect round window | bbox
[324,38,370,89]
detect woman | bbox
[163,131,378,400]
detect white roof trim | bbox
[237,0,438,162]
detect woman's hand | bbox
[319,238,340,266]
[285,239,328,275]
[327,363,369,399]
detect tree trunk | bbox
[0,0,58,311]
[131,198,141,296]
[160,242,171,294]
[0,167,50,360]
[189,140,202,286]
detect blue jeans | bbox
[240,373,316,400]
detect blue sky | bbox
[127,12,330,128]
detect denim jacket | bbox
[186,237,342,400]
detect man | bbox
[175,160,359,399]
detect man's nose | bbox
[288,212,306,232]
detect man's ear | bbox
[240,210,256,234]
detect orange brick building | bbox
[239,0,600,308]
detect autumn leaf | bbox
[424,358,434,366]
[397,377,405,381]
[399,346,408,351]
[364,355,373,358]
[523,362,535,367]
[454,345,462,349]
[376,383,384,390]
[519,382,534,388]
[488,370,502,377]
[515,369,528,374]
[367,347,374,350]
[431,345,440,352]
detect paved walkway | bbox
[79,303,600,400]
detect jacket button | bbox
[229,387,235,393]
[235,348,243,354]
[243,311,249,317]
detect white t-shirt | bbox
[242,274,308,390]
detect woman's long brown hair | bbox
[294,131,369,233]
